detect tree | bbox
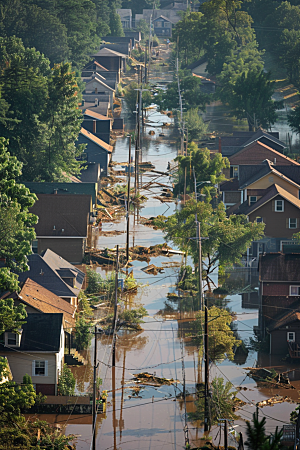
[183,109,208,142]
[0,371,36,419]
[0,138,37,292]
[190,377,237,429]
[121,0,160,15]
[58,364,76,396]
[288,105,300,135]
[74,316,92,350]
[153,200,265,283]
[173,142,229,198]
[124,81,152,114]
[156,74,209,113]
[192,306,241,361]
[172,12,204,65]
[0,298,27,335]
[246,412,283,450]
[109,9,124,36]
[227,70,280,131]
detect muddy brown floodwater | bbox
[63,62,299,449]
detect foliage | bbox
[172,12,204,65]
[0,37,84,181]
[192,306,241,361]
[58,364,76,396]
[245,412,283,450]
[183,109,208,142]
[109,9,124,36]
[135,19,150,39]
[226,70,281,131]
[124,81,152,114]
[121,0,160,15]
[0,298,27,335]
[74,315,92,351]
[0,373,36,419]
[173,142,229,197]
[0,137,37,292]
[153,200,265,282]
[118,306,148,324]
[190,377,237,429]
[156,74,208,113]
[288,106,300,135]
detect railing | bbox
[288,341,300,358]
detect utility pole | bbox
[92,325,99,450]
[204,299,209,432]
[112,245,119,368]
[135,140,139,196]
[197,221,203,310]
[126,139,131,262]
[224,419,228,450]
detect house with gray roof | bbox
[0,313,65,395]
[24,182,98,206]
[77,127,113,175]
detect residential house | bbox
[268,311,300,357]
[79,162,101,184]
[91,48,127,79]
[29,194,92,264]
[0,313,65,395]
[82,109,112,145]
[24,182,98,207]
[116,9,132,29]
[2,278,76,331]
[81,99,110,117]
[82,60,109,78]
[18,249,85,307]
[186,56,208,77]
[153,15,174,37]
[220,129,286,158]
[77,127,113,175]
[83,74,115,108]
[102,35,133,50]
[100,42,131,57]
[135,4,187,26]
[124,30,141,43]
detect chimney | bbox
[274,157,276,165]
[95,98,98,106]
[219,137,222,153]
[93,120,96,134]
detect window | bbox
[256,217,263,223]
[32,360,48,376]
[5,332,21,347]
[275,200,284,212]
[249,196,257,206]
[287,332,295,342]
[230,166,239,178]
[290,286,300,296]
[31,239,38,254]
[289,218,297,229]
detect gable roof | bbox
[229,140,300,166]
[30,194,91,237]
[18,249,85,299]
[241,129,286,150]
[80,128,113,153]
[83,109,111,121]
[269,309,300,332]
[231,184,300,217]
[84,76,115,92]
[260,252,300,282]
[153,14,174,23]
[220,178,240,192]
[239,160,300,190]
[17,278,75,328]
[92,48,127,58]
[25,182,97,205]
[84,60,109,71]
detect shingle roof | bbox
[18,249,85,299]
[229,140,300,166]
[241,129,286,150]
[30,194,91,237]
[0,313,63,352]
[83,109,111,121]
[239,160,300,190]
[268,309,300,332]
[18,278,75,328]
[92,48,127,58]
[153,14,174,23]
[84,76,115,92]
[80,128,113,153]
[25,182,97,205]
[220,178,240,192]
[235,184,300,216]
[259,252,300,282]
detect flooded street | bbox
[65,64,299,449]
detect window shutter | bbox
[297,219,299,229]
[45,361,48,377]
[272,200,275,211]
[286,218,289,228]
[32,360,35,376]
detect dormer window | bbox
[5,332,21,347]
[249,196,257,206]
[230,166,239,178]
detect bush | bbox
[74,316,92,350]
[58,364,76,396]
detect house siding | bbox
[262,295,300,325]
[37,238,86,264]
[77,134,110,175]
[247,174,299,198]
[248,195,300,238]
[270,324,300,355]
[82,117,111,144]
[229,142,298,166]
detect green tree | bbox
[183,109,208,142]
[288,105,300,135]
[173,142,229,198]
[227,70,280,131]
[0,372,36,419]
[124,81,152,114]
[153,199,265,282]
[0,138,37,292]
[74,316,92,351]
[0,298,27,335]
[192,306,241,361]
[172,12,204,65]
[58,364,76,396]
[109,9,124,36]
[190,377,237,429]
[246,412,283,450]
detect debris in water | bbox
[141,264,165,275]
[132,372,178,386]
[256,395,294,408]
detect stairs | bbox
[65,348,88,366]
